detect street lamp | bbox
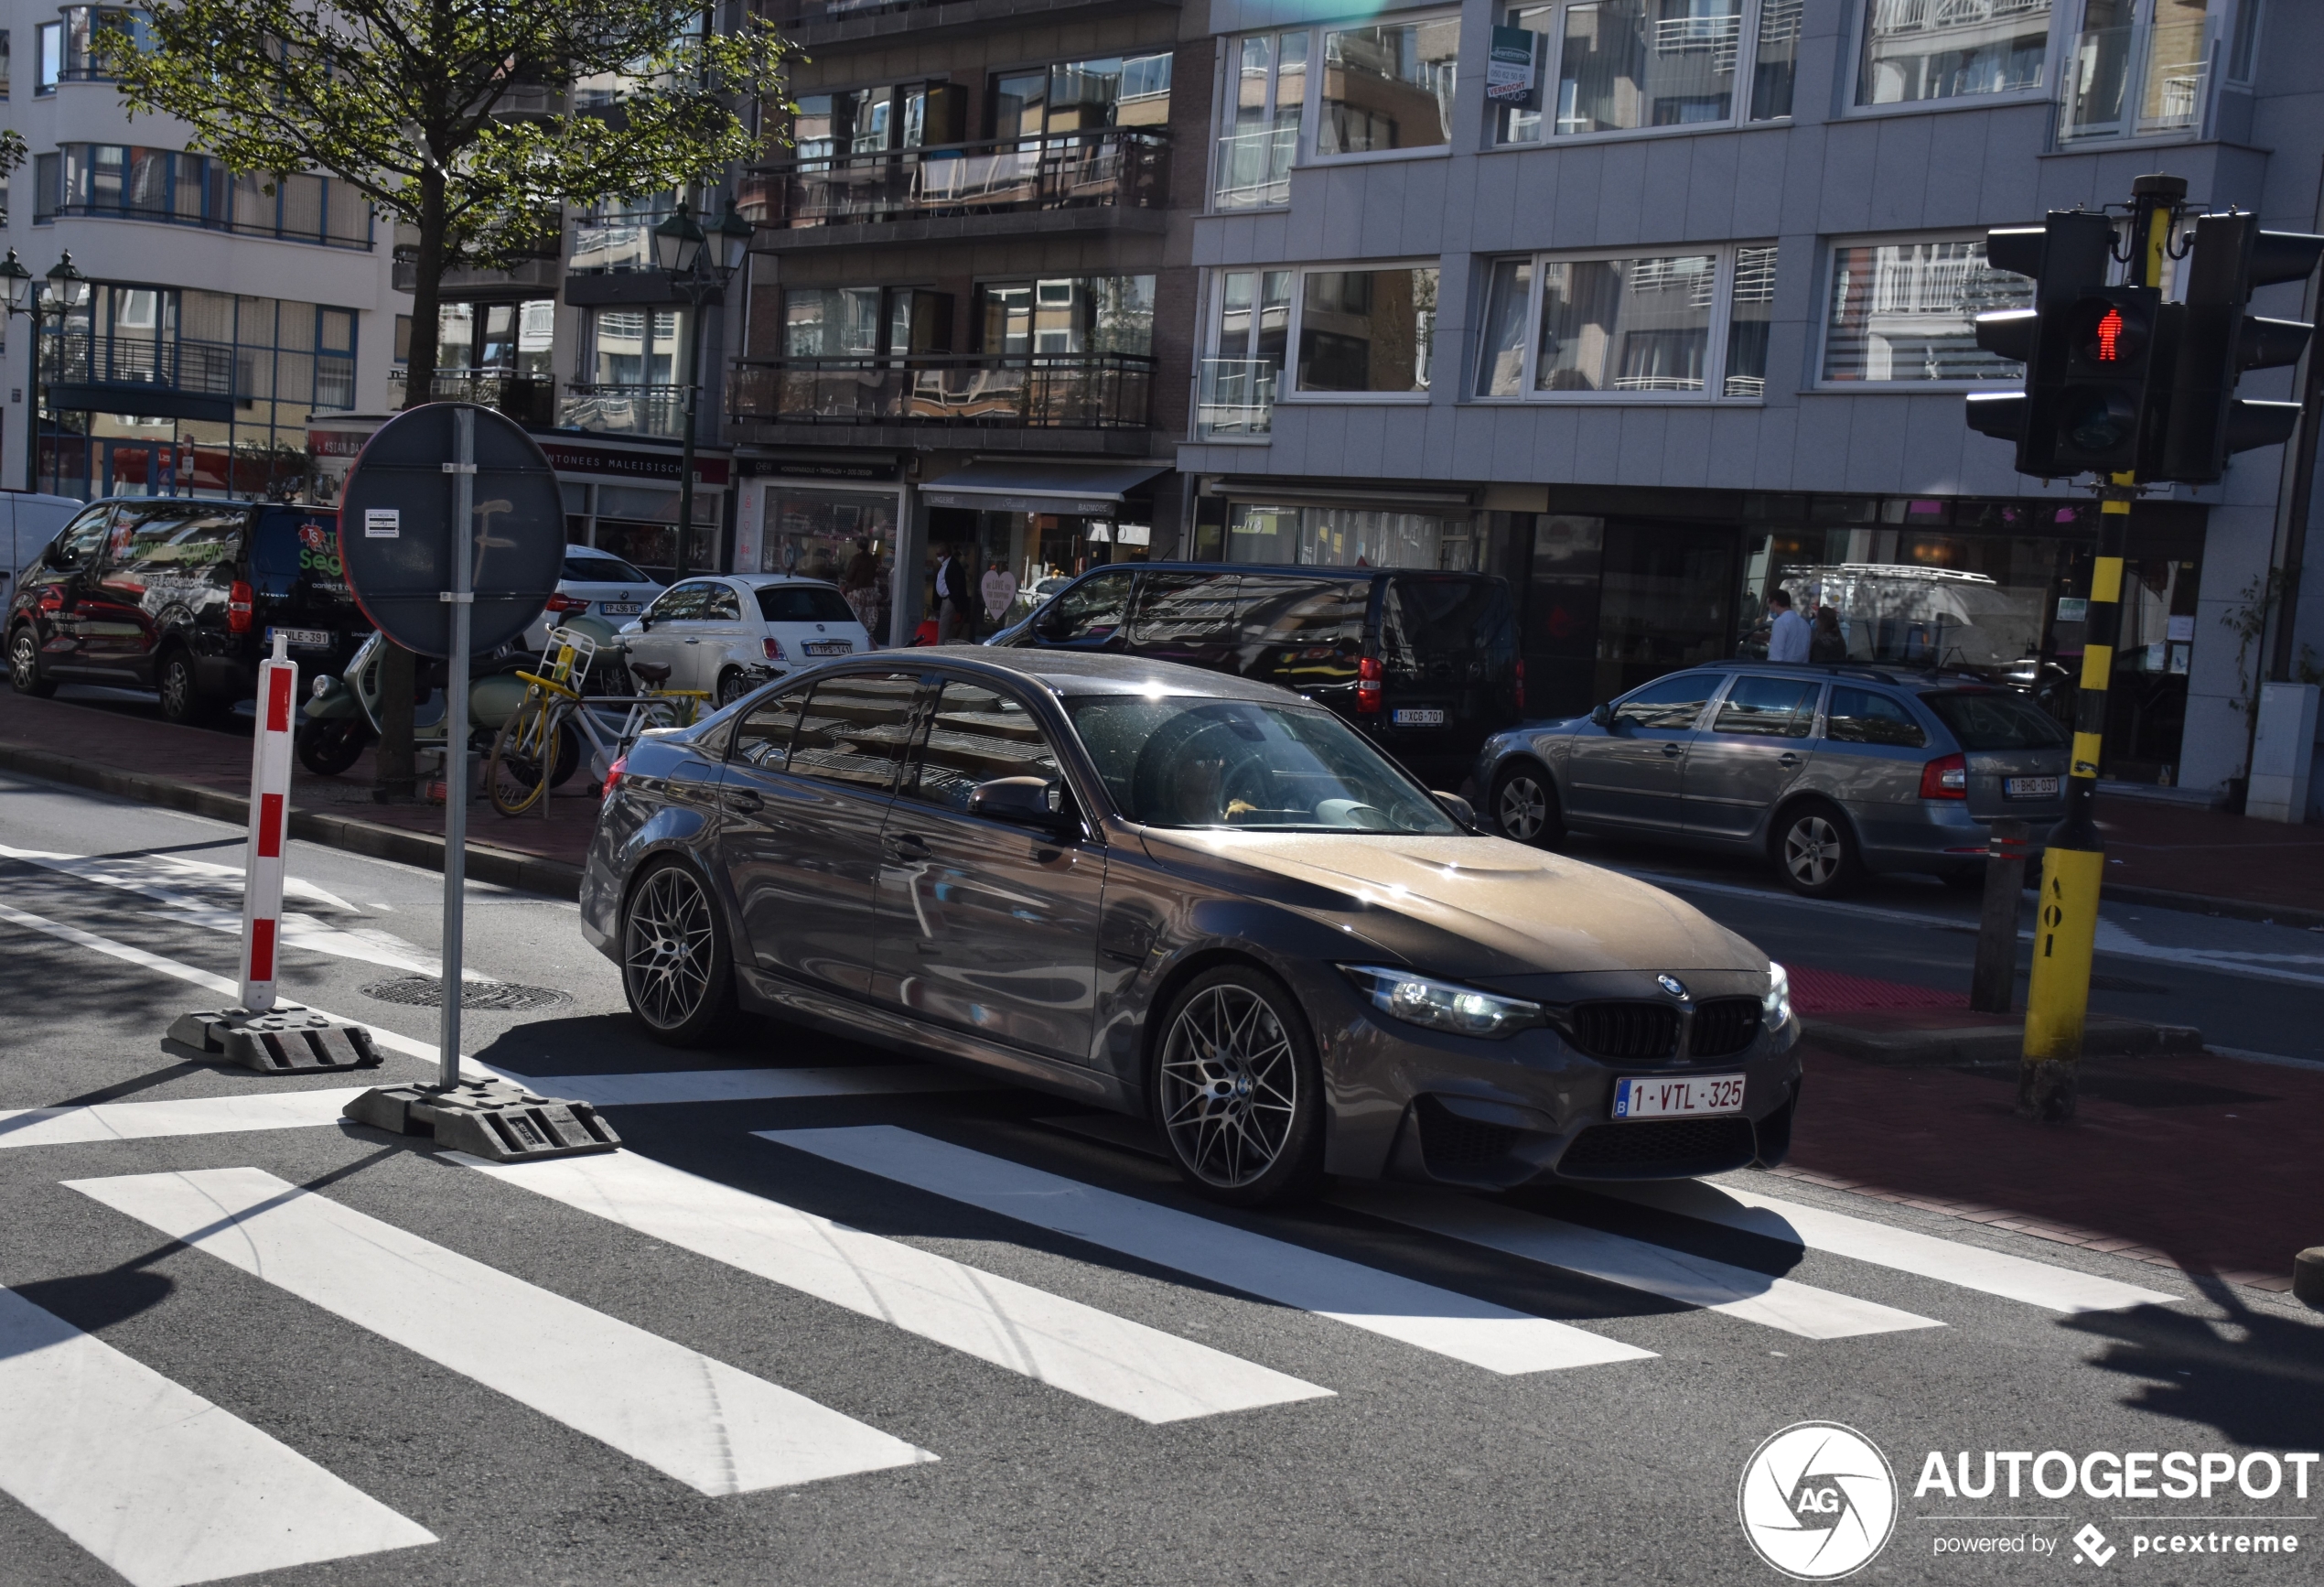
[651,198,753,580]
[0,250,87,494]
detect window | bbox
[435,299,553,376]
[1216,32,1306,209]
[1199,269,1292,437]
[703,583,742,622]
[757,584,859,624]
[588,307,687,387]
[789,672,921,793]
[734,686,812,771]
[1612,673,1716,728]
[1474,245,1776,400]
[1225,504,1474,570]
[2060,0,2225,140]
[1212,14,1453,211]
[565,552,651,583]
[1037,569,1135,644]
[1855,0,2051,108]
[1712,675,1819,737]
[991,53,1171,135]
[903,680,1062,814]
[2225,0,2261,81]
[1821,236,2034,384]
[974,276,1153,357]
[1922,689,2064,749]
[2,29,12,101]
[36,21,58,93]
[37,144,371,247]
[643,583,707,623]
[1824,686,1926,747]
[1296,267,1437,396]
[1499,0,1799,143]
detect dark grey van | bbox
[986,562,1522,785]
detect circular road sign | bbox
[335,403,565,657]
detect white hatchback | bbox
[522,545,666,653]
[619,573,872,706]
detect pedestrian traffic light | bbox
[2050,283,2165,473]
[1965,211,2134,478]
[2156,213,2324,484]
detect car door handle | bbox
[1661,741,1684,756]
[683,638,700,644]
[1777,752,1800,767]
[888,832,931,857]
[725,789,762,813]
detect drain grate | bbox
[360,976,570,1012]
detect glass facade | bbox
[1295,269,1436,394]
[1318,16,1461,154]
[34,146,374,247]
[1224,503,1476,570]
[1856,0,2051,105]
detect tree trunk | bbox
[371,167,448,804]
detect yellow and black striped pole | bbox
[2018,177,2181,1120]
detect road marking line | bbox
[760,1127,1654,1376]
[0,1284,435,1587]
[455,1149,1329,1422]
[509,1065,994,1106]
[1595,1181,2179,1313]
[1333,1186,1943,1340]
[0,1087,370,1150]
[65,1167,935,1494]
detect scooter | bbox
[296,616,625,778]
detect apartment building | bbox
[1163,0,2319,798]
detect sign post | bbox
[439,406,476,1089]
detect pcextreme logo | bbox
[1739,1421,1900,1580]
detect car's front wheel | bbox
[1489,760,1564,847]
[8,624,56,698]
[1152,966,1324,1206]
[1774,800,1863,898]
[620,858,738,1045]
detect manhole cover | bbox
[360,976,569,1012]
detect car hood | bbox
[1141,829,1765,979]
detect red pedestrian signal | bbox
[2094,308,2123,361]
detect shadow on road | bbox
[2059,1275,2324,1448]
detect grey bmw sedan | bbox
[582,649,1802,1206]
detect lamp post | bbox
[651,197,753,580]
[0,249,89,494]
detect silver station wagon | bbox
[1472,661,2070,896]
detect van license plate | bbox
[267,627,333,649]
[1392,707,1446,727]
[1613,1074,1745,1119]
[2005,776,2059,798]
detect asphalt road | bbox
[0,770,2318,1587]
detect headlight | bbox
[1340,965,1544,1040]
[311,675,332,699]
[1763,961,1792,1029]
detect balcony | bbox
[758,0,1178,49]
[1195,358,1277,440]
[556,383,689,438]
[387,369,559,426]
[748,130,1167,247]
[42,332,242,422]
[728,352,1153,433]
[393,241,561,296]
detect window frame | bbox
[898,672,1071,820]
[1490,0,1802,149]
[1468,243,1776,405]
[1250,260,1442,405]
[1839,0,2064,124]
[2050,0,2234,146]
[1813,229,2036,392]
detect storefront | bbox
[733,457,906,641]
[918,460,1166,638]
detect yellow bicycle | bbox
[486,629,707,817]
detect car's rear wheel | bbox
[156,648,216,726]
[8,625,56,698]
[1773,800,1862,898]
[1489,760,1564,847]
[1152,966,1324,1206]
[620,858,738,1046]
[1940,862,1985,891]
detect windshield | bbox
[757,584,858,624]
[1066,695,1458,834]
[565,552,650,584]
[1922,690,2064,750]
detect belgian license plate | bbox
[2006,775,2060,799]
[1613,1074,1746,1119]
[803,641,853,656]
[599,601,641,616]
[1393,707,1447,727]
[267,626,332,649]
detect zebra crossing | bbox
[3,1094,2189,1586]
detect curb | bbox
[1802,1014,2206,1067]
[0,742,585,901]
[2098,880,2324,932]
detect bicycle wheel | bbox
[487,696,562,816]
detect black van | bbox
[989,563,1522,786]
[5,497,366,725]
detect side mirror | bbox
[1432,791,1477,831]
[1590,702,1614,729]
[970,775,1074,836]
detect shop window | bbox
[1498,0,1799,144]
[1475,245,1774,400]
[1821,235,2033,385]
[1293,267,1436,396]
[1222,503,1474,570]
[1853,0,2051,109]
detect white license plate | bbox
[266,627,333,649]
[1392,707,1447,727]
[1612,1073,1746,1119]
[2005,775,2060,799]
[599,601,641,616]
[803,641,853,656]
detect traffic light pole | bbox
[2017,178,2180,1121]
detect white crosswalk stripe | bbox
[454,1148,1330,1422]
[1,1087,368,1150]
[65,1167,936,1495]
[1333,1185,1944,1340]
[510,1064,994,1107]
[759,1127,1656,1375]
[0,1284,435,1587]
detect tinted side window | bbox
[1712,676,1820,738]
[1613,673,1715,729]
[902,679,1061,814]
[1825,687,1926,748]
[788,671,921,793]
[1381,575,1515,680]
[1128,570,1239,653]
[1921,690,2065,750]
[1239,575,1367,686]
[646,583,707,622]
[703,584,743,622]
[1038,570,1135,644]
[51,506,112,567]
[734,686,812,770]
[756,585,857,624]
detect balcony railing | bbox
[388,368,558,426]
[1196,358,1277,439]
[729,352,1153,429]
[44,332,238,395]
[556,383,689,438]
[749,129,1167,231]
[569,211,678,275]
[1211,124,1296,211]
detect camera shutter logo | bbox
[1738,1422,1898,1580]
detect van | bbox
[988,562,1522,786]
[0,492,85,607]
[5,496,367,724]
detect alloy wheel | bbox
[1158,985,1299,1189]
[158,656,194,718]
[9,630,36,690]
[1783,815,1840,888]
[1496,773,1548,842]
[624,867,715,1031]
[717,671,748,707]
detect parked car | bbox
[520,545,665,654]
[618,573,872,707]
[584,649,1802,1205]
[1472,661,2071,897]
[5,496,365,724]
[986,562,1523,787]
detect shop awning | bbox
[920,461,1167,516]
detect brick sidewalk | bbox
[2093,794,2324,923]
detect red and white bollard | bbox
[237,633,298,1011]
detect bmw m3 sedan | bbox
[581,648,1802,1205]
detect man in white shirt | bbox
[1766,588,1811,664]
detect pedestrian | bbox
[1810,604,1847,664]
[981,559,1017,626]
[841,538,881,632]
[934,545,974,644]
[1765,588,1811,664]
